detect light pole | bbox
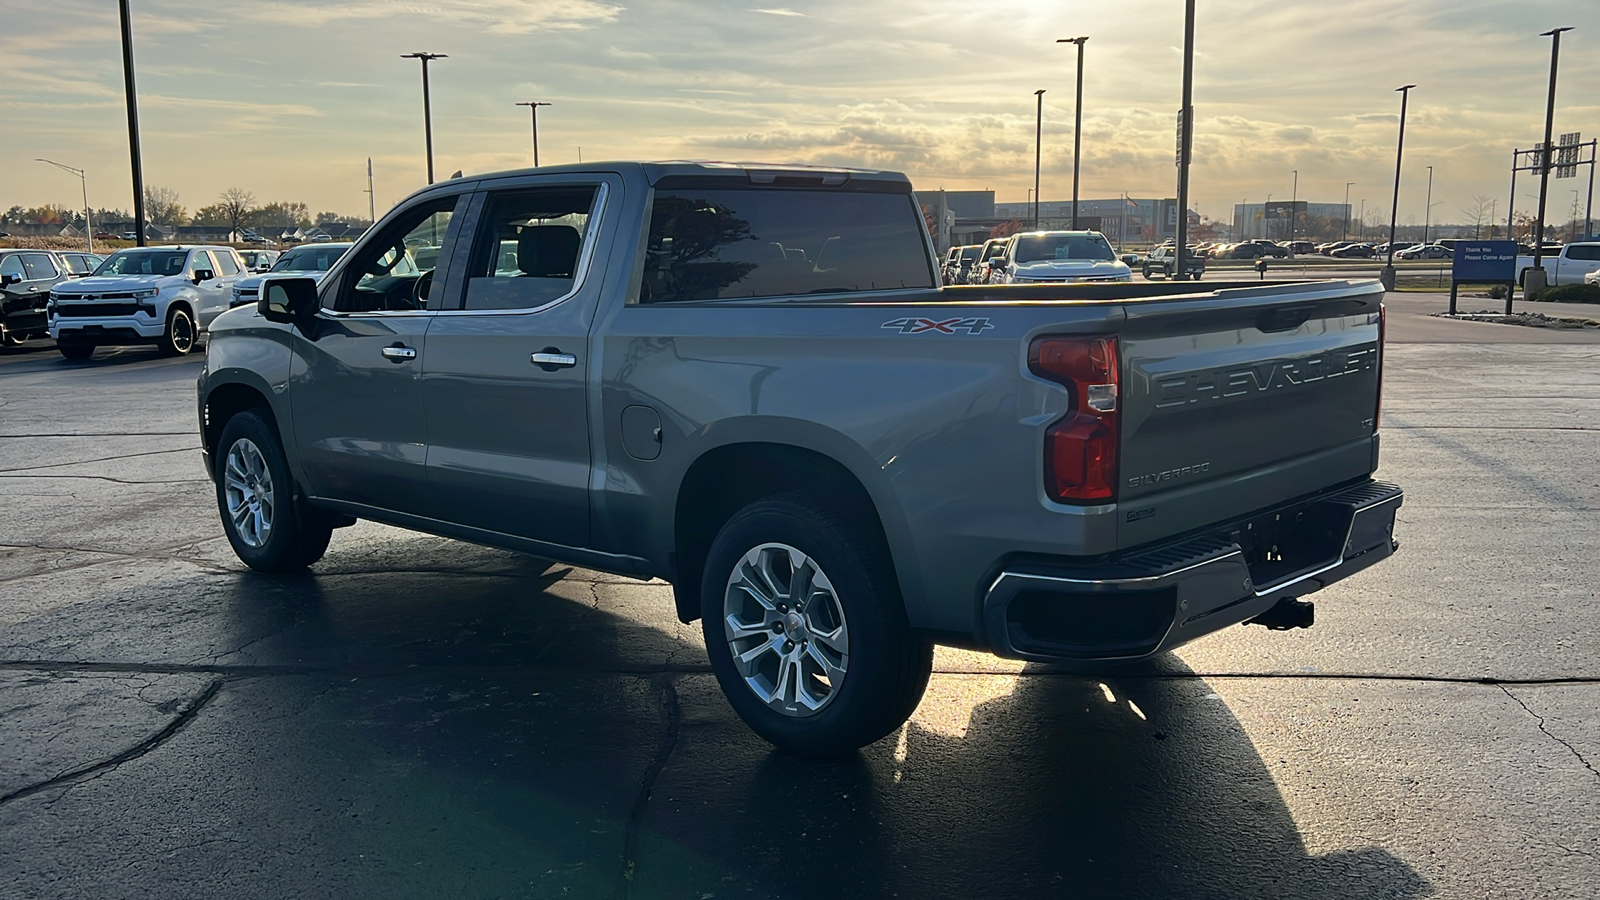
[515,101,552,167]
[1359,199,1366,238]
[1173,0,1196,280]
[1056,37,1088,229]
[365,158,377,223]
[1381,84,1416,290]
[1528,27,1573,290]
[1343,182,1355,240]
[1265,193,1272,240]
[1033,89,1045,230]
[1489,198,1497,239]
[1289,169,1298,245]
[36,159,93,253]
[1423,165,1433,244]
[117,0,146,246]
[401,52,447,184]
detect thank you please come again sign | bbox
[1452,241,1518,283]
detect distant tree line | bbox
[1,187,372,232]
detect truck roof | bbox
[456,159,912,189]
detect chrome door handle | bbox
[381,345,417,361]
[531,351,577,369]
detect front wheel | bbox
[215,410,332,572]
[158,305,196,357]
[701,493,933,757]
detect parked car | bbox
[1317,241,1353,255]
[237,249,281,273]
[1330,243,1377,258]
[1396,244,1451,260]
[229,243,353,308]
[0,249,76,345]
[1583,268,1599,286]
[1249,239,1291,258]
[201,159,1402,755]
[1374,242,1416,256]
[948,244,982,284]
[119,231,139,240]
[47,244,246,359]
[1222,242,1268,259]
[1282,240,1316,256]
[990,231,1133,284]
[972,238,1011,284]
[1517,242,1600,286]
[94,231,117,240]
[1141,245,1205,279]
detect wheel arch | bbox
[200,375,283,466]
[668,433,915,626]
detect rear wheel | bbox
[159,306,196,357]
[702,493,933,757]
[58,341,94,360]
[215,410,332,572]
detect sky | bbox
[3,0,1598,227]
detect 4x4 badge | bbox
[881,317,994,335]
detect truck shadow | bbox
[196,538,1431,900]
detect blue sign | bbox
[1452,241,1518,282]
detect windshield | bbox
[271,246,349,272]
[92,250,187,277]
[1011,234,1116,264]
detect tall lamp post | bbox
[1423,165,1433,244]
[1173,0,1195,279]
[117,0,146,246]
[1032,89,1046,230]
[1056,37,1088,229]
[401,52,447,184]
[1381,84,1416,291]
[1527,26,1573,292]
[1343,182,1355,240]
[36,159,93,254]
[515,101,552,167]
[1289,169,1298,245]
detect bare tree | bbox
[1460,195,1494,239]
[217,188,256,237]
[143,186,187,225]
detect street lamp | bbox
[36,159,93,253]
[1528,26,1574,291]
[1289,169,1298,245]
[1344,182,1355,240]
[515,101,552,167]
[1173,0,1196,280]
[1033,89,1045,230]
[1423,165,1433,244]
[1381,84,1416,290]
[117,0,147,246]
[1056,36,1088,229]
[401,52,448,184]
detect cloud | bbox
[236,0,623,34]
[748,7,808,16]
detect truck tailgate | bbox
[1114,280,1384,548]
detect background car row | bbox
[0,247,106,345]
[941,231,1132,284]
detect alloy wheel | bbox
[723,542,850,717]
[223,438,275,548]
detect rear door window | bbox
[461,186,600,311]
[639,186,934,303]
[214,251,241,276]
[1567,244,1600,261]
[20,253,59,280]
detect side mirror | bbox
[193,268,214,284]
[0,273,19,287]
[258,275,319,327]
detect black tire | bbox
[158,305,196,357]
[58,342,94,360]
[215,410,332,573]
[701,493,933,757]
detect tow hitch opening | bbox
[1247,596,1315,631]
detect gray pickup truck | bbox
[197,161,1401,755]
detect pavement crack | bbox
[0,473,209,485]
[616,674,682,900]
[0,540,236,577]
[0,431,198,438]
[0,678,223,807]
[1499,685,1600,783]
[0,446,196,474]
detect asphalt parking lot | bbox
[2,294,1597,898]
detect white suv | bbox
[48,245,245,360]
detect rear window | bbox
[639,188,933,303]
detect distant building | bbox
[992,197,1192,245]
[1232,202,1351,241]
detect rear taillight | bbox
[1375,303,1385,431]
[1029,336,1119,503]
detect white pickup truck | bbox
[1517,242,1600,286]
[48,245,245,360]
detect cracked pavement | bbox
[1,310,1598,898]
